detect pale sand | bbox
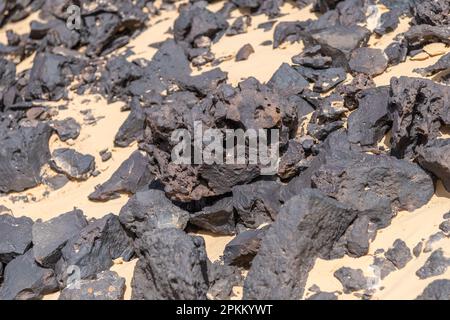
[0,2,449,300]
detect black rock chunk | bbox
[278,139,306,179]
[0,123,52,193]
[32,209,88,268]
[312,151,434,227]
[0,215,33,263]
[348,48,388,76]
[346,216,370,258]
[227,16,252,36]
[51,118,81,142]
[267,63,309,97]
[292,45,332,69]
[417,139,450,192]
[174,4,229,47]
[374,9,401,35]
[416,279,450,300]
[384,41,408,67]
[416,249,450,280]
[50,148,96,181]
[223,227,268,267]
[257,20,277,32]
[388,77,450,159]
[243,189,358,299]
[307,291,338,300]
[439,220,450,235]
[131,228,209,300]
[333,267,367,294]
[114,99,146,148]
[404,25,450,49]
[411,0,450,27]
[55,214,133,287]
[413,241,424,258]
[235,44,255,61]
[207,262,242,300]
[424,232,446,253]
[385,239,413,270]
[336,73,375,110]
[372,256,396,280]
[119,189,189,239]
[232,181,281,229]
[295,66,347,93]
[414,52,450,77]
[305,25,371,68]
[190,197,236,235]
[0,250,58,300]
[59,271,125,300]
[89,150,154,201]
[348,86,391,147]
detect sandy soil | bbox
[1,1,449,300]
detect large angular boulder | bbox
[0,215,33,263]
[417,139,450,192]
[56,214,134,286]
[416,279,450,300]
[244,189,358,300]
[388,77,450,159]
[0,250,58,300]
[32,209,88,268]
[131,228,209,300]
[189,197,236,235]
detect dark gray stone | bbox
[235,44,255,61]
[385,239,412,269]
[32,209,88,268]
[223,228,267,267]
[416,279,450,300]
[267,63,309,97]
[131,228,209,300]
[349,48,388,76]
[416,249,449,279]
[51,117,81,142]
[244,189,358,300]
[119,189,189,239]
[89,150,154,201]
[0,214,33,263]
[417,139,450,192]
[232,180,281,229]
[190,197,236,235]
[59,271,126,300]
[50,148,96,181]
[346,216,370,258]
[56,214,134,287]
[0,123,53,193]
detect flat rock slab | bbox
[50,148,96,181]
[32,209,88,268]
[59,271,125,300]
[0,215,33,263]
[0,123,52,193]
[416,279,450,300]
[0,250,58,300]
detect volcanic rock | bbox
[0,215,33,263]
[59,271,125,300]
[131,228,209,300]
[0,250,58,300]
[32,209,88,268]
[119,189,189,238]
[244,189,358,299]
[50,148,96,181]
[190,197,236,235]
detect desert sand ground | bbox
[1,1,449,300]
